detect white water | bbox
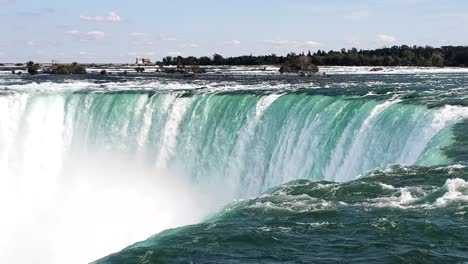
[156,97,192,169]
[0,94,210,264]
[332,98,402,182]
[0,89,467,264]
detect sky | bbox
[0,0,467,62]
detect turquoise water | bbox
[98,165,468,264]
[0,71,467,263]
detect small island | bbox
[26,61,87,75]
[279,55,319,76]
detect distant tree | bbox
[212,53,224,65]
[198,56,212,65]
[401,50,416,65]
[431,51,445,67]
[153,45,468,68]
[164,56,173,65]
[26,61,40,75]
[383,56,395,66]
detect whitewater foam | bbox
[435,178,468,206]
[156,96,192,168]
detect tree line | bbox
[156,46,468,67]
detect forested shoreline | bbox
[156,46,468,67]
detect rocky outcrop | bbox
[43,63,87,75]
[279,56,319,75]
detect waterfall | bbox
[1,90,467,264]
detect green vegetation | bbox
[308,46,457,67]
[279,56,318,74]
[26,61,40,75]
[155,46,468,67]
[44,62,87,75]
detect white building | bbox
[136,58,152,65]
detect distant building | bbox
[136,58,152,65]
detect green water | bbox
[96,165,468,264]
[59,92,459,197]
[1,72,468,264]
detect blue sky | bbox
[0,0,467,62]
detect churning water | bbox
[1,68,468,263]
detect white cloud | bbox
[375,34,397,46]
[301,41,322,47]
[79,51,86,55]
[168,51,183,56]
[344,10,369,20]
[66,30,106,41]
[264,39,322,48]
[224,40,241,45]
[0,51,5,56]
[80,12,121,22]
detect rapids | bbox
[0,68,467,263]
